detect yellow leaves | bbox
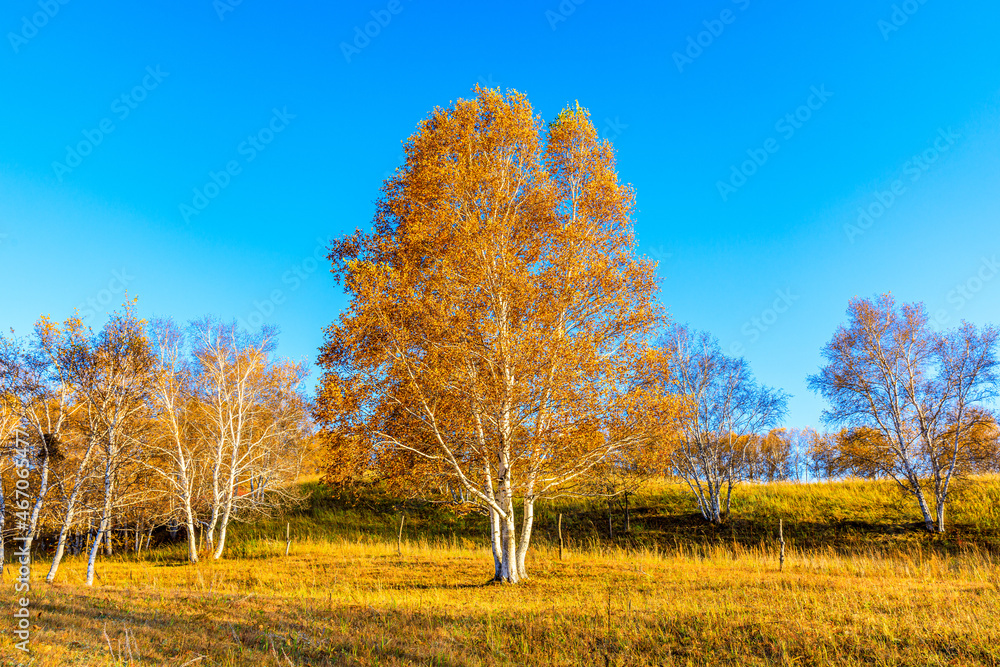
[317,87,667,499]
[830,427,898,478]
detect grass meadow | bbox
[3,476,1000,666]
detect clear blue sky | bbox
[2,0,999,429]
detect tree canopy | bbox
[315,87,667,582]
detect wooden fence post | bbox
[779,519,786,572]
[558,513,564,560]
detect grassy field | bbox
[3,477,1000,666]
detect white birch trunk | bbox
[515,497,535,580]
[86,457,116,586]
[23,451,50,552]
[85,517,107,587]
[488,507,502,580]
[499,510,519,583]
[182,490,199,562]
[913,482,936,532]
[206,436,225,552]
[212,428,242,559]
[46,507,78,582]
[45,437,99,582]
[212,491,235,560]
[104,519,113,556]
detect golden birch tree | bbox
[316,87,664,583]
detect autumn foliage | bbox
[0,305,312,585]
[315,87,670,582]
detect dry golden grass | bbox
[4,535,1000,666]
[4,476,1000,666]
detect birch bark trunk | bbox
[45,437,99,582]
[212,433,242,559]
[497,461,519,583]
[515,497,535,580]
[182,487,199,562]
[499,510,519,583]
[488,507,502,580]
[86,473,115,586]
[23,450,50,552]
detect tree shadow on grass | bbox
[38,585,995,667]
[398,580,496,591]
[35,587,488,666]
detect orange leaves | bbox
[316,86,666,502]
[833,426,898,477]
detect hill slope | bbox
[237,475,1000,557]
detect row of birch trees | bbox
[597,301,1000,534]
[0,304,311,585]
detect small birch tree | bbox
[54,304,157,585]
[191,318,307,559]
[654,324,787,524]
[147,317,203,562]
[808,294,999,533]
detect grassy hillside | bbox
[233,475,1000,557]
[5,476,1000,666]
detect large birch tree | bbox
[63,305,157,585]
[316,87,663,583]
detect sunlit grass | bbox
[5,476,1000,666]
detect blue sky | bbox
[1,0,999,428]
